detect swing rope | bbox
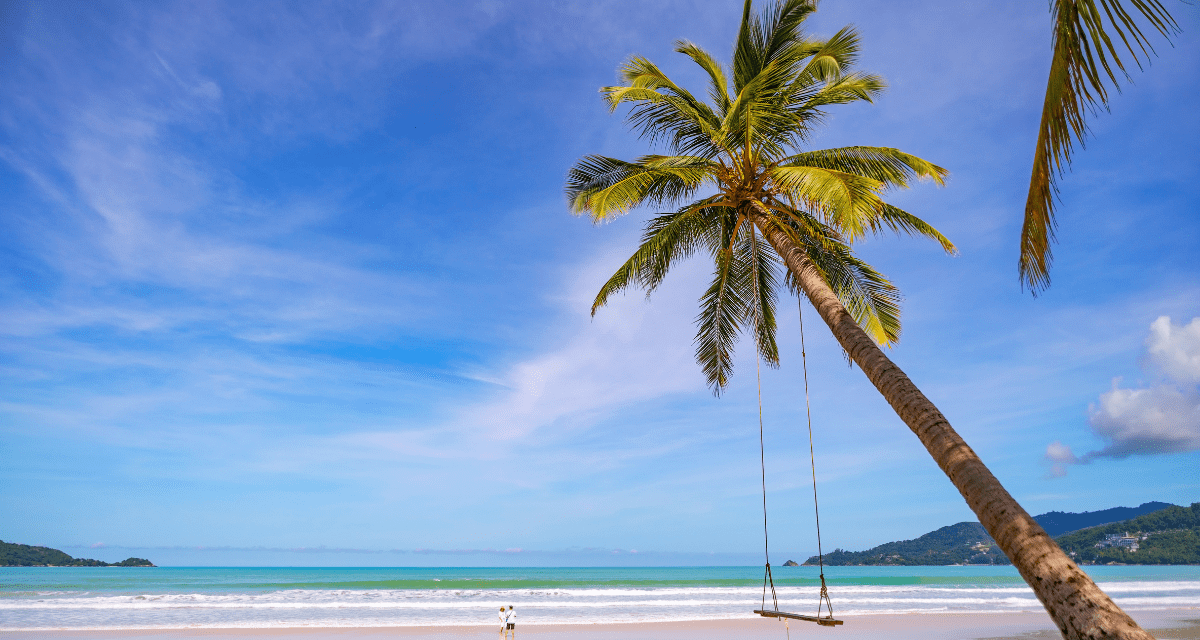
[750,227,837,629]
[752,229,780,615]
[798,299,834,621]
[758,336,781,613]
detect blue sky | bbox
[1,0,1197,567]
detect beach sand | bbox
[8,611,1198,640]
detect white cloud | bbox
[1146,315,1200,385]
[451,248,707,443]
[1044,440,1077,477]
[1087,383,1200,457]
[1048,316,1200,474]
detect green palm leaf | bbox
[566,155,711,221]
[1022,0,1180,293]
[675,41,733,114]
[781,146,947,189]
[768,165,887,240]
[591,199,724,315]
[695,225,753,392]
[873,204,957,255]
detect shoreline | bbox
[7,610,1198,640]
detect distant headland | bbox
[0,540,154,567]
[805,502,1199,566]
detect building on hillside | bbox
[1096,533,1140,552]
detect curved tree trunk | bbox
[748,207,1152,640]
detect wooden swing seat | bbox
[755,609,844,626]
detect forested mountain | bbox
[1055,503,1200,565]
[813,522,1011,566]
[1035,502,1174,536]
[807,502,1199,566]
[0,540,154,567]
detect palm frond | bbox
[777,72,885,143]
[781,224,903,346]
[1022,0,1180,293]
[726,3,829,155]
[816,247,902,347]
[676,41,733,115]
[792,71,885,111]
[750,204,901,346]
[733,0,818,91]
[603,57,724,156]
[744,227,781,366]
[768,165,887,239]
[695,222,753,393]
[591,200,723,315]
[725,53,806,158]
[765,26,864,144]
[792,26,861,86]
[566,155,712,221]
[781,146,947,189]
[873,204,957,255]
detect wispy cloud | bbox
[453,250,706,442]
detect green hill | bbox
[806,502,1199,566]
[810,522,1010,566]
[1054,503,1200,565]
[0,540,154,567]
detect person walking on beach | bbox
[498,607,509,638]
[507,605,516,637]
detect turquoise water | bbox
[2,565,1197,629]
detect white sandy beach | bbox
[8,611,1199,640]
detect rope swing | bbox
[750,247,842,628]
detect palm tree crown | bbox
[567,0,953,392]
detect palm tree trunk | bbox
[748,206,1152,640]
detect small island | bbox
[0,540,154,567]
[781,560,799,566]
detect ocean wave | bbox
[3,568,1196,630]
[3,581,1195,604]
[12,583,1195,595]
[2,587,1193,611]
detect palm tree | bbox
[1022,0,1180,293]
[567,2,1153,638]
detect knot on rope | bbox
[817,572,834,619]
[762,562,780,611]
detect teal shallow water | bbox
[2,565,1197,629]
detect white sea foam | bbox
[2,568,1196,630]
[2,583,1196,630]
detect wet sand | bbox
[7,610,1198,640]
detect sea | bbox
[1,565,1197,630]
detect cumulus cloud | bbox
[1047,316,1200,474]
[1146,316,1200,385]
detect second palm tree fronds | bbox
[1022,0,1181,293]
[568,2,1153,638]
